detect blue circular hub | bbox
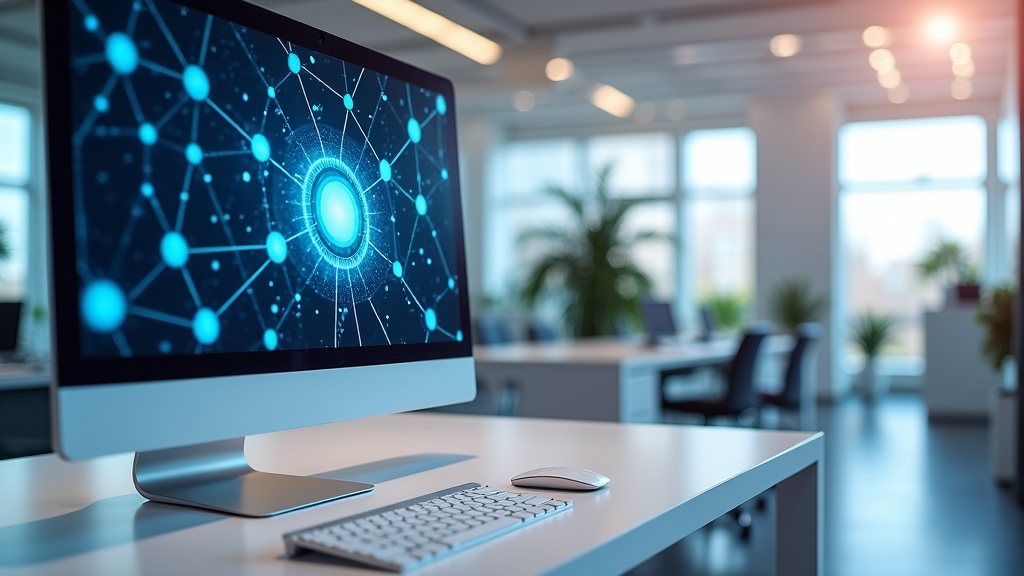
[309,165,366,260]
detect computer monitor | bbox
[640,300,677,345]
[43,0,475,516]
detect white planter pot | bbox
[858,360,889,401]
[990,389,1019,485]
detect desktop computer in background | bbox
[43,0,475,516]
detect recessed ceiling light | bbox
[877,69,902,89]
[634,103,655,124]
[545,57,575,82]
[868,49,896,73]
[951,78,972,100]
[862,26,891,48]
[513,90,534,112]
[949,43,972,62]
[925,15,957,45]
[888,84,909,104]
[769,34,802,58]
[350,0,502,65]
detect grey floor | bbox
[627,392,1024,576]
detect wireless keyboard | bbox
[284,483,573,572]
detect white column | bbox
[749,92,844,400]
[456,117,502,305]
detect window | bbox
[0,102,31,301]
[486,133,677,313]
[682,128,756,327]
[839,116,987,371]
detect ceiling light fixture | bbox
[590,84,635,118]
[888,84,909,104]
[925,15,957,45]
[877,69,902,89]
[349,0,502,65]
[769,34,802,58]
[512,90,534,112]
[862,26,891,48]
[868,48,896,73]
[951,78,973,100]
[545,57,575,82]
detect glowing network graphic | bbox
[69,0,464,357]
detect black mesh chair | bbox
[760,322,821,427]
[661,321,774,424]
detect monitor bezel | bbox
[43,0,474,388]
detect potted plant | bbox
[851,311,895,400]
[699,291,748,333]
[975,285,1018,484]
[916,237,980,304]
[519,164,671,337]
[770,278,827,334]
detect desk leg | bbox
[776,461,823,576]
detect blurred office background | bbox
[1,0,1022,574]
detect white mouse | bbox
[511,467,610,491]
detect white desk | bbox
[475,338,790,423]
[0,413,824,575]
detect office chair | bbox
[526,320,557,342]
[759,323,821,428]
[661,321,773,425]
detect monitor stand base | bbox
[133,437,373,517]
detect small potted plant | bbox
[699,291,748,333]
[769,278,827,335]
[975,285,1018,484]
[916,237,980,305]
[851,312,895,400]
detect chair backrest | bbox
[720,322,774,413]
[527,320,557,342]
[474,316,512,345]
[776,323,822,408]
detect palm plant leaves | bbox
[518,164,668,337]
[851,312,895,359]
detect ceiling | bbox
[0,0,1016,132]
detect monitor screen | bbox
[641,300,677,340]
[44,0,475,467]
[50,0,470,383]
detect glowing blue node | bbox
[266,231,287,264]
[436,94,447,115]
[415,194,427,215]
[379,159,391,182]
[180,192,189,202]
[185,142,203,165]
[138,123,157,146]
[263,329,278,350]
[242,171,251,182]
[271,303,279,314]
[441,168,449,180]
[105,32,138,75]
[393,261,403,278]
[182,65,210,101]
[211,259,220,271]
[424,308,437,331]
[309,55,316,64]
[94,95,109,113]
[160,231,189,268]
[84,14,99,32]
[448,278,454,290]
[456,330,463,342]
[251,134,271,162]
[267,86,276,99]
[81,279,126,334]
[203,174,212,183]
[287,52,301,74]
[407,118,421,143]
[140,182,154,197]
[192,308,219,345]
[343,94,353,110]
[295,293,301,302]
[312,172,363,258]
